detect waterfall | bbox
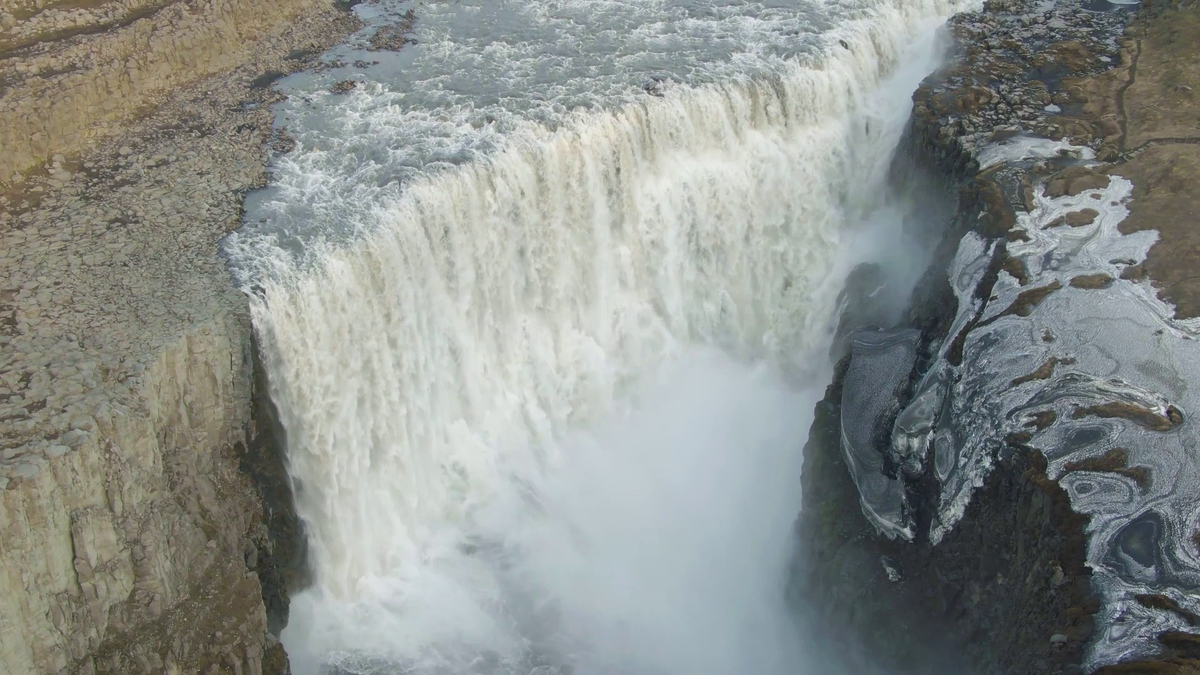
[228,0,965,671]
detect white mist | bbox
[288,351,817,674]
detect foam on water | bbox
[226,0,961,271]
[224,0,968,671]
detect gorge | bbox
[1,0,1198,673]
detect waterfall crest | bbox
[231,0,965,671]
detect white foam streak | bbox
[245,2,960,671]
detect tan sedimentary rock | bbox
[0,0,358,672]
[0,317,275,673]
[0,0,330,184]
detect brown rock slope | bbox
[1109,6,1200,321]
[0,0,337,184]
[0,1,360,673]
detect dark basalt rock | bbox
[790,0,1200,672]
[367,9,417,51]
[242,333,311,638]
[839,328,922,540]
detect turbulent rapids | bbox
[222,0,967,672]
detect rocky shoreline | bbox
[796,0,1200,673]
[0,0,351,184]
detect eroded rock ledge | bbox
[0,0,349,184]
[795,0,1200,673]
[0,1,360,673]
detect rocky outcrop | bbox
[0,0,335,184]
[795,0,1200,673]
[0,2,359,673]
[1,316,279,673]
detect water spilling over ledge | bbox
[224,0,967,671]
[3,0,1196,669]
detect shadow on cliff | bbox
[242,332,314,638]
[787,135,985,675]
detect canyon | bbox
[1,0,1198,673]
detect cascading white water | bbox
[231,1,965,672]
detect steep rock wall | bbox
[0,1,360,672]
[796,0,1200,673]
[0,314,292,674]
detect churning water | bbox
[223,0,967,672]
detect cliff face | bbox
[0,1,359,673]
[796,0,1200,673]
[0,0,331,184]
[0,317,288,674]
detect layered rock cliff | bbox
[1,316,284,673]
[0,1,359,673]
[795,0,1200,673]
[0,0,336,184]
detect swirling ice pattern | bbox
[898,145,1200,668]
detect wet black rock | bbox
[791,0,1149,672]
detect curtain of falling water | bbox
[228,0,968,671]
